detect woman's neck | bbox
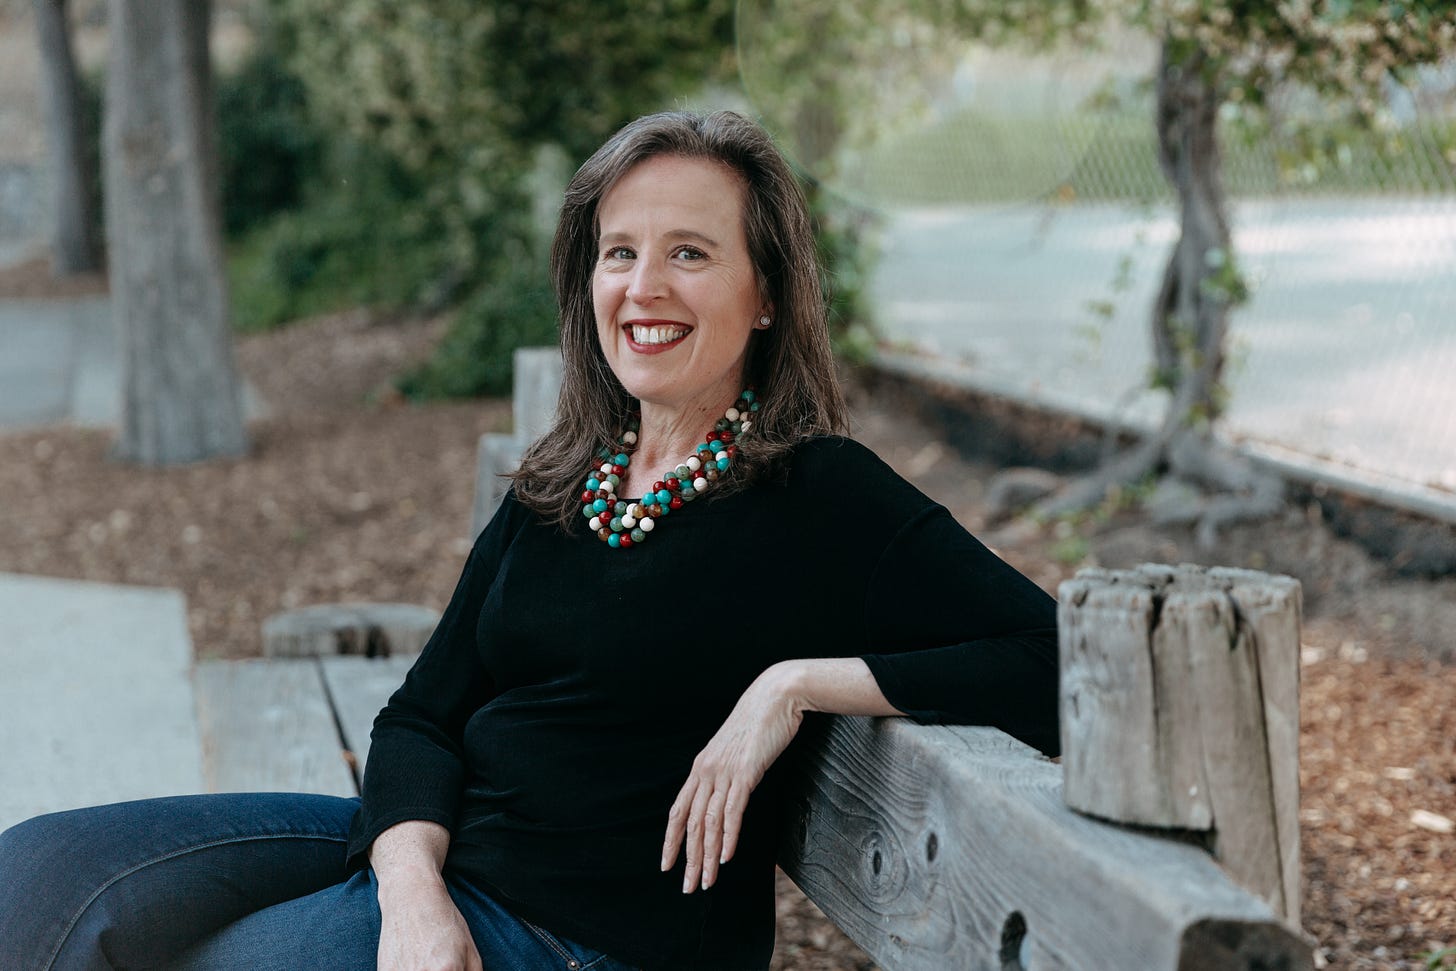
[620,392,737,500]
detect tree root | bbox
[1028,431,1284,550]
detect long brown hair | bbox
[512,110,848,529]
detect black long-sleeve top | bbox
[346,436,1059,970]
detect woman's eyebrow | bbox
[598,229,721,247]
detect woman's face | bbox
[592,154,767,415]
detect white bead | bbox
[639,517,655,532]
[589,516,602,531]
[600,462,614,475]
[686,457,701,472]
[725,407,740,421]
[693,476,708,491]
[623,431,638,444]
[740,420,752,432]
[622,515,636,528]
[602,479,615,494]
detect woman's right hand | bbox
[377,874,482,971]
[372,820,482,971]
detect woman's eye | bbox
[673,247,707,262]
[603,246,634,261]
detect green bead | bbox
[749,400,760,412]
[582,506,596,518]
[607,474,620,487]
[610,517,623,531]
[596,447,611,459]
[715,418,730,431]
[680,485,695,499]
[675,465,691,479]
[614,501,628,515]
[742,390,756,402]
[730,421,742,434]
[630,528,646,543]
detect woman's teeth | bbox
[631,324,689,345]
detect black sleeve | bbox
[344,496,523,869]
[858,504,1060,757]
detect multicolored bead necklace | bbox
[581,389,760,549]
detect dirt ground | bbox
[0,305,1452,970]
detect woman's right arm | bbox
[373,820,482,971]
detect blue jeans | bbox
[0,792,641,970]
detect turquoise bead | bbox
[709,440,724,453]
[630,528,646,543]
[615,452,630,466]
[607,533,621,548]
[717,457,730,471]
[656,489,671,504]
[642,493,656,507]
[596,447,611,459]
[593,498,608,513]
[695,442,711,453]
[749,401,760,412]
[680,485,695,499]
[742,390,756,402]
[586,477,601,491]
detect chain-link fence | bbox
[836,33,1456,501]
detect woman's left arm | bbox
[659,658,893,897]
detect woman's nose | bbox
[626,259,668,304]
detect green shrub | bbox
[215,44,324,236]
[396,259,560,399]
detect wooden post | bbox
[471,346,562,537]
[1058,564,1302,925]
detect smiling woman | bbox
[0,111,1060,971]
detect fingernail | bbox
[720,850,727,864]
[701,875,710,890]
[660,857,668,872]
[682,878,692,893]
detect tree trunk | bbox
[1030,38,1281,540]
[32,0,101,274]
[104,0,248,464]
[1150,39,1232,440]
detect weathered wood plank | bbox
[0,574,205,831]
[775,715,1310,971]
[319,655,415,783]
[472,432,524,539]
[1058,564,1302,925]
[512,346,562,444]
[262,602,439,658]
[194,659,356,797]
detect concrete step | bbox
[0,573,204,830]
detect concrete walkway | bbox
[0,573,205,830]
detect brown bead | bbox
[597,528,612,541]
[704,468,719,481]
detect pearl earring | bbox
[758,315,772,328]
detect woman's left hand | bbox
[662,661,805,894]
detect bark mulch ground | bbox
[0,307,1451,970]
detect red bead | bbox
[619,536,633,548]
[719,431,733,442]
[666,477,679,491]
[598,489,612,499]
[669,496,683,510]
[706,431,719,441]
[581,490,594,502]
[726,445,738,457]
[611,464,624,475]
[652,481,665,493]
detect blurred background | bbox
[0,1,1453,968]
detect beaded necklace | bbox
[581,389,760,549]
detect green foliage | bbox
[228,141,464,331]
[396,260,560,399]
[1424,946,1456,969]
[812,186,880,365]
[252,0,740,395]
[215,44,325,236]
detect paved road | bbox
[871,195,1456,495]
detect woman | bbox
[0,110,1058,971]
